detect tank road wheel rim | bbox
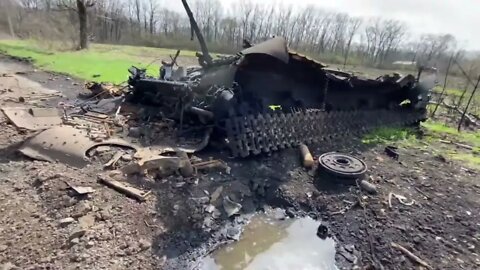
[318,152,367,179]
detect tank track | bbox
[224,109,425,157]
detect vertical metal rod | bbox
[457,75,480,131]
[431,53,455,117]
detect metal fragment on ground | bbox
[318,152,368,179]
[1,107,62,130]
[19,125,137,168]
[98,174,150,202]
[121,155,180,176]
[70,186,95,195]
[223,196,242,217]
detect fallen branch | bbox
[429,101,478,126]
[439,140,474,150]
[391,242,432,269]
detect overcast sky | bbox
[172,0,480,51]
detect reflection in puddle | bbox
[200,216,337,270]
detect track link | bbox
[224,109,425,157]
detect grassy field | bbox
[0,39,200,83]
[364,121,480,169]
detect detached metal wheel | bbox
[318,152,367,179]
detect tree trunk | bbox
[77,0,88,50]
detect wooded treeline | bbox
[0,0,476,71]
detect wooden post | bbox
[458,75,480,131]
[431,53,455,117]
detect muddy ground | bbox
[0,55,479,270]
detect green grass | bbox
[432,87,465,97]
[0,39,199,84]
[362,127,417,145]
[363,122,480,169]
[421,121,480,169]
[422,121,480,148]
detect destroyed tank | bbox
[127,0,436,157]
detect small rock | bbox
[285,208,296,218]
[226,227,241,241]
[0,244,7,252]
[69,228,87,241]
[223,196,242,217]
[59,217,75,227]
[86,241,94,248]
[138,239,151,251]
[72,201,92,218]
[121,154,133,162]
[192,196,210,205]
[78,214,95,229]
[174,182,186,188]
[205,205,216,213]
[1,262,17,270]
[273,208,286,220]
[210,186,223,203]
[70,238,80,246]
[98,209,113,221]
[203,217,214,228]
[128,127,141,138]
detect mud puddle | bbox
[199,215,337,270]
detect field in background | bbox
[0,39,200,83]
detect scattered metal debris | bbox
[19,126,137,168]
[70,186,95,196]
[318,152,368,179]
[98,174,151,202]
[1,107,62,130]
[385,146,400,160]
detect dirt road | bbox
[0,55,479,270]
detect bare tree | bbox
[343,17,362,67]
[76,0,94,49]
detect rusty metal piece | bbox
[1,107,62,130]
[318,152,367,179]
[19,126,137,168]
[385,146,399,160]
[299,144,314,168]
[98,174,150,202]
[241,37,289,63]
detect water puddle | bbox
[200,215,337,270]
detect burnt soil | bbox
[0,55,479,270]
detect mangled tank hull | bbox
[127,0,435,157]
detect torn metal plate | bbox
[241,37,289,63]
[1,107,62,130]
[19,125,137,168]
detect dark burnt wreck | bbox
[126,1,436,158]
